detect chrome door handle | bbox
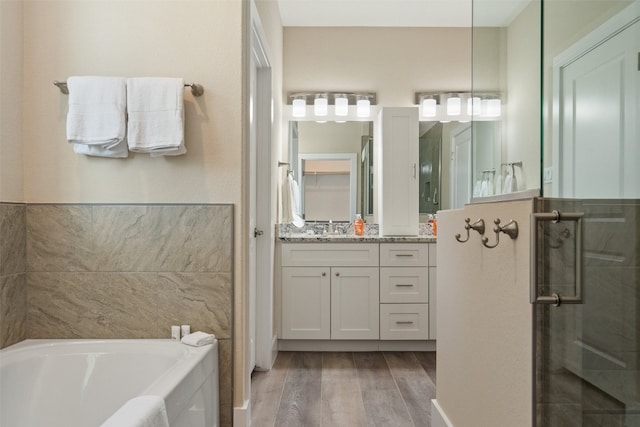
[531,210,584,305]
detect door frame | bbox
[250,8,275,371]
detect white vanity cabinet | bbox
[376,107,419,236]
[280,243,379,340]
[379,243,430,340]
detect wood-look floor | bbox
[251,351,437,427]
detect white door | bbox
[251,22,274,371]
[248,51,258,372]
[556,20,639,198]
[451,125,472,209]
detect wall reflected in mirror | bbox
[290,121,371,222]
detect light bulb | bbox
[357,99,370,118]
[421,98,437,117]
[335,96,348,116]
[447,96,461,116]
[314,97,328,116]
[292,99,306,118]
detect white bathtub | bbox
[0,339,219,427]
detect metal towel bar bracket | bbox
[53,80,204,97]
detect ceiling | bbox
[276,0,530,28]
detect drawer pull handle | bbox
[396,321,414,325]
[395,254,414,257]
[395,284,414,287]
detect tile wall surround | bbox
[0,203,233,426]
[0,203,27,349]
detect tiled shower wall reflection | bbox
[0,203,27,348]
[1,203,234,427]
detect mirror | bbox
[290,121,373,222]
[289,119,467,223]
[418,122,442,216]
[472,0,541,195]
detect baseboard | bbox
[233,399,250,427]
[431,399,454,427]
[278,339,436,352]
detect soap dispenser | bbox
[354,214,364,236]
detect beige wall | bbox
[435,199,534,427]
[0,0,24,202]
[505,1,541,192]
[284,27,472,108]
[22,1,243,204]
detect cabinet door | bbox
[377,107,419,236]
[281,267,330,339]
[331,267,379,340]
[429,266,437,339]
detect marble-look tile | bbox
[218,338,233,427]
[156,272,231,338]
[28,272,165,338]
[26,204,233,273]
[0,204,26,276]
[91,205,232,272]
[28,271,232,339]
[27,205,95,272]
[0,273,27,349]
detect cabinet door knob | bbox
[321,272,326,277]
[335,272,340,277]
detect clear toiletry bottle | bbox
[354,214,364,236]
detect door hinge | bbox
[254,227,264,238]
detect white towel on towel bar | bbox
[127,77,186,156]
[100,395,169,427]
[66,76,128,158]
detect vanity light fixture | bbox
[356,98,371,118]
[421,97,437,117]
[292,98,306,118]
[467,96,481,116]
[414,91,502,122]
[314,95,328,117]
[485,98,501,117]
[287,92,377,121]
[446,95,462,116]
[334,95,349,116]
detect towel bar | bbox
[53,80,204,97]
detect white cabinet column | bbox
[376,107,419,236]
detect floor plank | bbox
[251,351,293,427]
[251,351,437,427]
[274,352,323,427]
[385,352,436,426]
[353,352,415,427]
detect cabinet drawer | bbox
[380,304,429,340]
[380,243,428,267]
[282,243,379,267]
[380,267,428,303]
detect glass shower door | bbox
[533,198,640,426]
[534,1,640,425]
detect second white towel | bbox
[127,77,186,156]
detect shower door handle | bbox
[530,210,584,306]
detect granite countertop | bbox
[277,223,437,243]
